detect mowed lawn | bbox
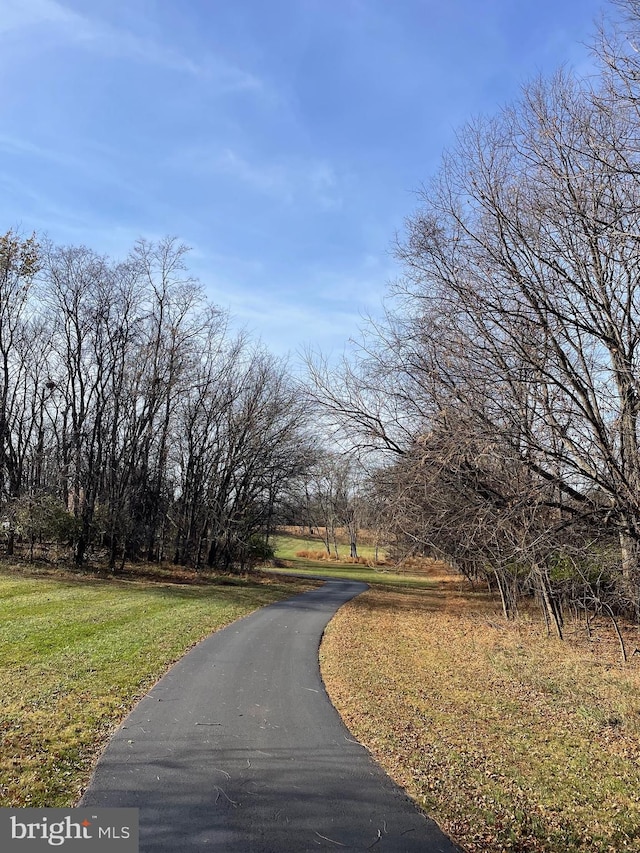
[320,574,640,853]
[272,530,433,588]
[0,565,311,807]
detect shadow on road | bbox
[87,741,459,852]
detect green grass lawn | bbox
[272,532,446,589]
[0,565,311,807]
[273,530,384,562]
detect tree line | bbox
[0,233,314,571]
[306,0,640,643]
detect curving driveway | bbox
[81,579,461,852]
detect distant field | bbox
[273,530,453,588]
[319,563,640,853]
[0,563,312,807]
[274,526,386,562]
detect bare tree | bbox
[126,237,213,561]
[0,231,313,573]
[303,24,640,624]
[0,231,46,553]
[44,244,121,564]
[383,69,640,597]
[201,347,313,571]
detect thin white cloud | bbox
[0,167,170,258]
[0,0,78,34]
[0,132,84,169]
[207,285,362,358]
[0,132,153,207]
[305,258,395,309]
[0,170,92,231]
[216,149,291,197]
[307,162,342,211]
[0,0,263,92]
[179,146,342,208]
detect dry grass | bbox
[294,549,380,566]
[295,549,338,561]
[320,564,640,853]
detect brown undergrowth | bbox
[320,565,640,852]
[294,549,380,565]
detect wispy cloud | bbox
[0,131,152,208]
[0,132,85,169]
[215,149,291,197]
[307,162,342,211]
[0,0,263,92]
[301,254,396,310]
[0,0,77,34]
[215,148,343,209]
[178,146,342,209]
[0,170,94,232]
[206,284,362,358]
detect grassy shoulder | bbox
[319,566,640,853]
[0,561,313,808]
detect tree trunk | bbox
[494,569,515,620]
[620,530,640,594]
[535,563,563,640]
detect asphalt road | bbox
[81,579,462,852]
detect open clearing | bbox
[273,529,439,588]
[0,562,313,807]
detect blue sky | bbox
[0,0,606,358]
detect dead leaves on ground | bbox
[320,585,640,853]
